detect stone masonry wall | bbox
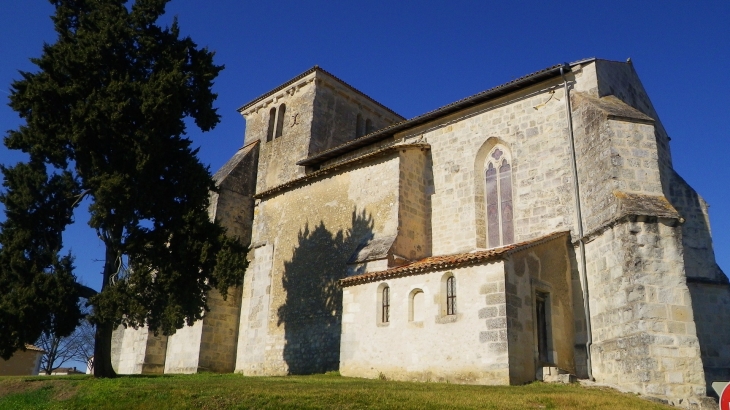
[593,60,672,174]
[197,288,242,372]
[115,326,167,374]
[570,94,618,231]
[246,75,317,193]
[164,287,243,374]
[236,152,402,375]
[235,244,273,375]
[687,282,730,392]
[340,261,510,384]
[395,77,576,256]
[243,69,402,195]
[668,171,725,282]
[164,320,203,373]
[585,219,707,407]
[309,71,403,157]
[392,148,433,262]
[571,92,663,233]
[211,141,260,247]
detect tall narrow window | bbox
[536,292,550,364]
[365,118,373,135]
[356,114,364,137]
[382,286,390,323]
[266,107,276,142]
[485,146,514,248]
[275,103,286,138]
[446,276,456,315]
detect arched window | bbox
[382,285,390,323]
[485,146,514,248]
[266,107,276,142]
[275,103,286,138]
[409,289,424,322]
[356,114,364,138]
[446,276,456,315]
[365,118,373,135]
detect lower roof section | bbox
[339,231,570,287]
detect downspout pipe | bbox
[560,65,594,381]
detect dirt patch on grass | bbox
[0,378,48,397]
[0,378,79,400]
[52,381,80,401]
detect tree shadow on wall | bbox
[277,209,374,374]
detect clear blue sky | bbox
[1,0,728,294]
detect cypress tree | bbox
[1,0,246,377]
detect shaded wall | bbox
[235,152,401,375]
[505,234,574,384]
[0,350,42,376]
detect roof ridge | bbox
[297,61,586,167]
[237,66,404,118]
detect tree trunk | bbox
[93,244,118,378]
[93,320,115,377]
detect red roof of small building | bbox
[339,231,569,287]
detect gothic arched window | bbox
[485,146,514,248]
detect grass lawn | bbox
[0,372,674,409]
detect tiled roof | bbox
[297,60,593,167]
[339,231,570,287]
[25,344,45,353]
[253,143,430,199]
[237,66,404,119]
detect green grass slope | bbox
[0,372,674,409]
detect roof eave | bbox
[297,62,572,167]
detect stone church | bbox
[112,58,729,407]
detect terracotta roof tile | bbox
[340,231,569,287]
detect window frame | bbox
[446,276,456,316]
[408,288,425,323]
[382,285,390,323]
[376,283,390,326]
[266,107,276,142]
[484,145,514,248]
[274,103,286,138]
